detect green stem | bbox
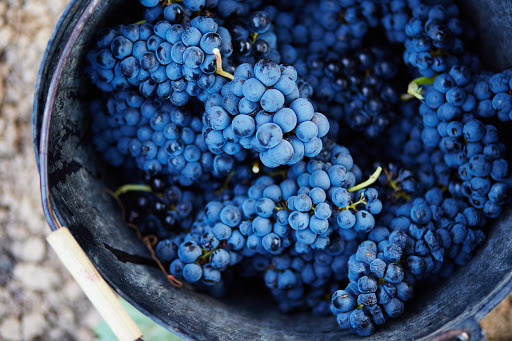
[401,75,437,101]
[199,249,215,260]
[114,184,152,197]
[348,166,382,193]
[214,171,236,195]
[383,169,412,201]
[212,48,234,80]
[338,193,367,212]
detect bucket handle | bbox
[47,227,144,341]
[37,0,144,339]
[429,329,470,341]
[427,316,484,341]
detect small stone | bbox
[0,316,22,341]
[0,291,21,320]
[75,327,96,341]
[17,237,46,263]
[46,329,65,341]
[60,307,78,334]
[4,221,29,241]
[83,309,102,329]
[62,281,83,302]
[13,263,60,291]
[22,312,46,340]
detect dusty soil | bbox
[0,1,510,340]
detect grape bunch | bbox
[403,1,480,76]
[156,199,247,289]
[227,10,282,65]
[121,174,205,237]
[472,70,512,122]
[297,47,403,138]
[409,66,511,218]
[285,147,381,248]
[90,89,241,184]
[85,16,233,105]
[264,240,359,315]
[331,235,414,336]
[203,59,329,167]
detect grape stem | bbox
[161,0,178,6]
[199,248,216,260]
[213,48,234,80]
[348,166,383,193]
[338,193,367,212]
[114,184,152,197]
[401,75,437,101]
[383,168,411,201]
[214,171,236,195]
[134,19,147,25]
[104,188,182,287]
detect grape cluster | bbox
[227,10,281,65]
[203,59,329,167]
[329,184,487,335]
[85,16,233,105]
[156,199,247,289]
[298,47,403,138]
[85,0,512,337]
[413,66,511,218]
[274,0,379,63]
[90,89,238,184]
[286,150,381,247]
[272,2,405,138]
[122,175,205,236]
[154,141,384,294]
[403,1,479,76]
[473,70,512,122]
[331,235,413,336]
[264,239,359,315]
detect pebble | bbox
[0,316,22,341]
[13,263,60,291]
[22,312,46,340]
[16,237,46,263]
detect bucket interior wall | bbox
[34,0,512,340]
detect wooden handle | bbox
[47,227,143,341]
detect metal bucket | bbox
[33,1,512,340]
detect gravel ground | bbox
[0,1,510,340]
[0,1,100,340]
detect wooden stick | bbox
[47,227,143,341]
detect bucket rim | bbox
[31,1,512,340]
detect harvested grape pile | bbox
[84,0,512,336]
